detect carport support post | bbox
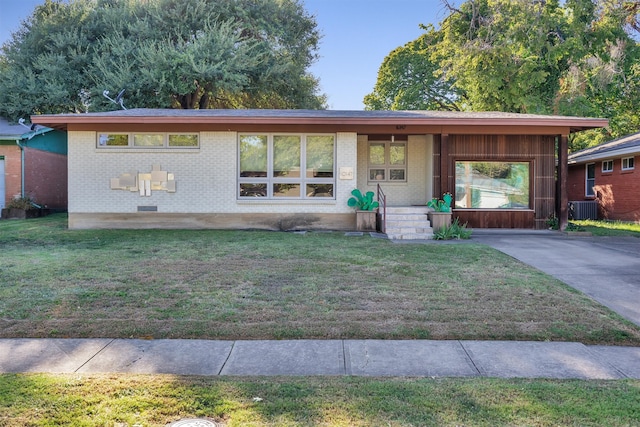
[557,135,569,231]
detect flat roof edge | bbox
[32,113,609,132]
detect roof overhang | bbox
[569,145,640,164]
[32,109,609,135]
[0,127,53,141]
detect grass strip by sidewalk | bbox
[1,214,639,344]
[1,374,639,426]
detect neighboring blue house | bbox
[0,117,68,211]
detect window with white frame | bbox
[238,134,335,199]
[97,133,199,148]
[586,163,595,197]
[368,140,407,182]
[602,159,613,172]
[622,157,635,171]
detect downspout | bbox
[15,138,25,198]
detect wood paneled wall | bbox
[433,134,556,229]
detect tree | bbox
[364,27,462,111]
[0,0,326,120]
[554,0,640,149]
[434,0,570,114]
[365,0,640,151]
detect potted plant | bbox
[427,192,453,233]
[1,196,47,219]
[347,189,379,231]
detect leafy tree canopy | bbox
[0,0,326,119]
[365,0,640,150]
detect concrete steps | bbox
[383,206,433,240]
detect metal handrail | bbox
[377,184,386,234]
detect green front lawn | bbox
[571,219,640,236]
[1,214,639,344]
[1,374,639,427]
[2,214,640,426]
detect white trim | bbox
[622,156,635,171]
[237,133,336,200]
[601,159,613,173]
[367,140,408,183]
[569,146,640,164]
[585,163,595,197]
[96,132,200,149]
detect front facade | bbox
[33,109,606,230]
[0,118,68,210]
[568,132,640,222]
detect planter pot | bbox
[428,211,452,233]
[356,210,378,231]
[1,208,49,219]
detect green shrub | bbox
[546,215,559,230]
[6,196,37,210]
[433,217,472,240]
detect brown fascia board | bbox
[31,110,609,134]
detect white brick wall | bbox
[356,134,433,206]
[68,131,358,214]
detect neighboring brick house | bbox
[568,132,640,222]
[33,109,606,231]
[0,118,68,211]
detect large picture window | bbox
[368,140,406,182]
[239,134,335,199]
[455,161,530,209]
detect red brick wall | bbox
[567,163,588,201]
[568,156,640,222]
[0,145,23,208]
[24,148,68,209]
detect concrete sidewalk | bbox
[1,338,639,379]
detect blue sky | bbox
[0,0,445,110]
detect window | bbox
[134,134,163,147]
[454,161,530,209]
[98,133,199,148]
[238,134,335,199]
[586,163,595,197]
[98,134,128,146]
[622,157,635,171]
[602,159,613,172]
[368,140,406,182]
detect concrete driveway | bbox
[473,231,640,327]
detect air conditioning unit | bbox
[568,201,598,220]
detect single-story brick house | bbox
[0,117,68,211]
[568,131,640,222]
[32,109,607,231]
